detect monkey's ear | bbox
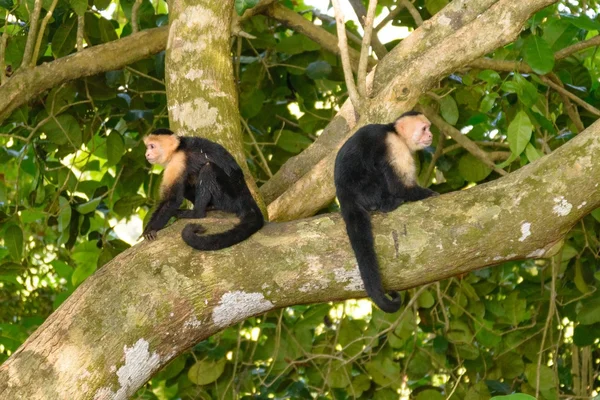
[393,118,408,135]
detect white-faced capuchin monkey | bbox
[334,111,438,313]
[142,128,264,250]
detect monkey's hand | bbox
[142,229,158,241]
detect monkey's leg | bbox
[142,184,184,240]
[406,186,438,201]
[176,163,217,219]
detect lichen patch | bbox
[169,99,220,132]
[333,266,364,292]
[212,291,273,328]
[553,196,572,216]
[527,249,545,258]
[94,339,161,400]
[519,222,531,242]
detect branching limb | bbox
[540,75,600,117]
[132,0,143,33]
[348,0,387,58]
[400,0,423,26]
[2,117,600,399]
[357,0,378,98]
[77,15,84,51]
[331,0,361,110]
[21,0,43,67]
[31,0,60,65]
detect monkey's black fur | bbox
[142,129,263,250]
[334,112,437,313]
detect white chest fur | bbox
[385,132,416,186]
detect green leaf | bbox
[188,359,226,385]
[71,241,100,286]
[491,395,537,400]
[234,0,259,15]
[523,35,554,75]
[577,297,600,325]
[58,197,72,233]
[478,69,502,84]
[106,132,124,166]
[440,95,459,125]
[459,153,492,182]
[5,225,23,261]
[75,197,101,214]
[240,90,265,119]
[525,143,542,163]
[417,289,435,308]
[479,93,499,113]
[276,35,320,55]
[424,0,448,15]
[507,111,532,157]
[42,114,82,148]
[525,364,555,391]
[365,356,400,386]
[276,130,313,154]
[416,390,443,400]
[561,14,600,31]
[326,360,351,388]
[113,195,146,217]
[513,74,539,108]
[98,16,118,43]
[306,61,331,80]
[69,0,86,16]
[51,16,78,58]
[0,0,14,10]
[51,260,73,280]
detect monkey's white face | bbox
[144,140,165,165]
[395,115,433,152]
[143,135,179,166]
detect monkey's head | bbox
[393,112,433,152]
[143,129,180,166]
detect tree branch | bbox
[400,0,423,26]
[31,0,60,65]
[348,0,388,58]
[2,117,600,399]
[21,0,43,67]
[260,0,503,204]
[357,0,378,98]
[332,0,361,111]
[266,0,558,221]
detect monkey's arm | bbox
[142,181,185,240]
[405,185,438,201]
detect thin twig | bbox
[357,0,377,97]
[0,10,8,85]
[347,0,387,58]
[125,66,165,85]
[22,0,43,67]
[423,128,445,184]
[131,0,143,34]
[540,76,600,117]
[240,118,273,178]
[32,0,60,65]
[536,252,560,399]
[400,0,423,26]
[77,15,84,51]
[331,0,361,111]
[417,104,508,176]
[374,3,406,32]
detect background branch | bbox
[332,0,361,110]
[21,0,43,67]
[348,0,388,58]
[357,0,378,97]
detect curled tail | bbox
[341,204,401,313]
[181,211,263,251]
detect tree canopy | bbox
[1,0,600,399]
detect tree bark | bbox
[2,115,600,400]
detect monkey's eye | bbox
[149,144,155,149]
[422,126,427,132]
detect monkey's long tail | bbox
[341,204,401,313]
[181,210,264,251]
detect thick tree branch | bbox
[260,0,502,205]
[0,0,273,124]
[2,117,600,399]
[266,0,558,221]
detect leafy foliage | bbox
[1,0,600,399]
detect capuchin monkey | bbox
[142,128,264,250]
[334,111,438,313]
